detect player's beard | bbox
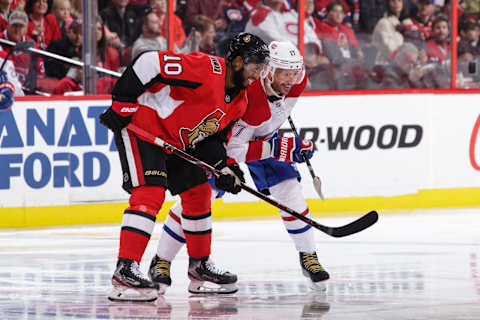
[233,67,247,89]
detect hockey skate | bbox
[187,257,238,294]
[108,258,159,302]
[299,252,330,291]
[148,255,172,294]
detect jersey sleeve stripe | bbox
[149,74,202,89]
[132,51,161,85]
[111,64,146,103]
[246,140,263,162]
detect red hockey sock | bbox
[180,182,212,258]
[118,185,165,262]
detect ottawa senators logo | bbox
[180,109,225,149]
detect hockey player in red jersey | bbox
[100,33,269,302]
[149,41,330,294]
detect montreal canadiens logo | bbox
[469,114,480,171]
[227,8,242,21]
[285,22,298,36]
[180,109,225,149]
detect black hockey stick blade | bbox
[314,210,379,237]
[127,123,379,238]
[240,182,378,238]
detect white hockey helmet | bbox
[265,41,304,84]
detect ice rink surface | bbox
[1,208,480,320]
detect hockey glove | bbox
[214,164,245,194]
[99,101,138,132]
[0,71,14,111]
[270,136,315,163]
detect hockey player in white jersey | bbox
[0,50,24,111]
[149,41,329,294]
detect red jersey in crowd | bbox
[402,17,433,41]
[160,14,186,48]
[426,41,449,63]
[27,13,61,50]
[316,21,359,58]
[97,47,121,72]
[53,77,116,95]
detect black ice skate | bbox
[187,257,238,294]
[299,252,330,291]
[148,255,172,294]
[108,258,159,302]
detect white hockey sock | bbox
[156,201,185,261]
[280,209,316,252]
[156,190,219,261]
[270,179,316,253]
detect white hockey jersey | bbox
[245,5,322,49]
[0,50,24,96]
[227,74,307,163]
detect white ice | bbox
[1,208,480,319]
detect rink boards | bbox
[1,93,480,228]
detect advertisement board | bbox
[1,94,480,227]
[1,98,124,207]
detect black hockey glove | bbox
[99,101,138,132]
[214,164,245,194]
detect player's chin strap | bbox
[262,73,283,99]
[126,123,379,238]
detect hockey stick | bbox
[126,123,378,238]
[0,40,35,71]
[287,116,325,200]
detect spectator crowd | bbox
[0,0,479,95]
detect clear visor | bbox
[275,67,304,83]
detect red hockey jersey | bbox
[426,40,449,63]
[112,51,248,151]
[316,21,359,48]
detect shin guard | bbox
[270,179,316,253]
[180,182,212,258]
[118,185,165,262]
[157,202,186,261]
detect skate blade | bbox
[147,272,170,295]
[308,279,328,292]
[158,283,169,295]
[188,281,238,294]
[108,284,158,302]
